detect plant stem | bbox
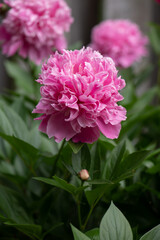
[81,188,107,231]
[81,204,94,232]
[77,199,82,230]
[50,139,65,177]
[76,181,84,230]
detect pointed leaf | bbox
[104,141,126,180]
[0,185,33,224]
[0,103,29,141]
[69,140,84,154]
[81,144,91,171]
[113,150,150,182]
[100,202,133,240]
[85,185,108,206]
[71,224,91,240]
[34,176,78,195]
[0,133,39,168]
[86,228,100,240]
[140,225,160,240]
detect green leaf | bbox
[0,102,29,141]
[72,151,81,174]
[129,87,158,114]
[34,176,83,195]
[0,185,33,224]
[0,214,8,222]
[149,23,160,54]
[98,134,116,150]
[68,140,84,154]
[90,142,101,179]
[134,64,153,87]
[81,144,91,171]
[104,141,126,181]
[85,185,109,206]
[113,150,150,182]
[5,60,34,94]
[121,106,160,138]
[120,81,135,106]
[0,133,39,168]
[85,228,100,240]
[71,224,91,240]
[87,179,113,185]
[5,223,42,240]
[0,109,13,136]
[140,224,160,240]
[100,202,133,240]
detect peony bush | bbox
[0,1,160,240]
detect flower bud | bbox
[79,169,89,181]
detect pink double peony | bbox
[33,47,126,144]
[0,0,73,64]
[90,19,148,68]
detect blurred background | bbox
[0,0,160,91]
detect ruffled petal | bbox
[46,112,76,142]
[72,126,100,143]
[96,118,121,139]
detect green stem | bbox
[81,189,106,231]
[50,139,65,177]
[76,181,84,230]
[77,199,82,230]
[81,205,94,232]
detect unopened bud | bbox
[79,169,89,181]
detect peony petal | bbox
[46,112,76,142]
[96,118,121,139]
[39,115,50,133]
[72,126,100,143]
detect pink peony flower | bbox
[90,19,148,68]
[0,0,73,64]
[33,47,126,144]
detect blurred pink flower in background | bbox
[155,0,160,3]
[0,0,73,64]
[33,47,126,144]
[90,19,148,68]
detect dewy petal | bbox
[96,118,121,139]
[72,126,100,143]
[46,112,76,142]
